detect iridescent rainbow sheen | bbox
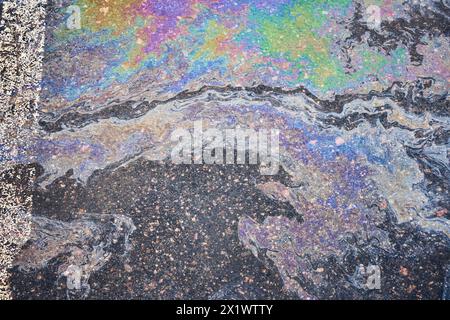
[42,0,448,107]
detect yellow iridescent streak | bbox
[193,20,242,61]
[76,0,142,35]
